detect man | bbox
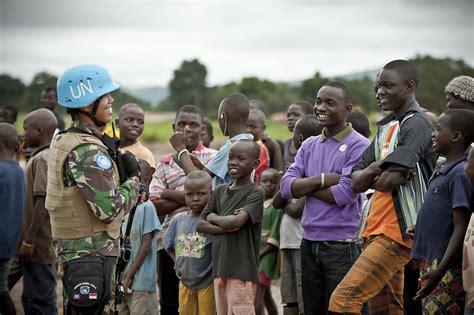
[445,75,474,110]
[45,64,141,314]
[280,81,370,314]
[40,87,66,130]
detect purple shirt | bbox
[280,127,370,241]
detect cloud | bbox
[1,0,472,87]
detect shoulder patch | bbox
[96,153,112,170]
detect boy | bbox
[149,104,216,314]
[246,108,270,183]
[0,123,24,315]
[201,118,214,148]
[347,112,371,138]
[273,116,322,315]
[281,81,370,315]
[283,101,313,170]
[7,109,58,314]
[197,139,264,314]
[117,103,156,172]
[40,87,66,130]
[170,93,253,188]
[329,60,437,314]
[255,168,281,315]
[118,160,161,314]
[411,109,474,313]
[164,171,216,315]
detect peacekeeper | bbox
[45,64,140,314]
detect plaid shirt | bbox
[149,142,216,249]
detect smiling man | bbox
[280,81,370,315]
[329,60,437,315]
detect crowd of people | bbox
[0,60,473,315]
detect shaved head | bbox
[220,93,250,124]
[24,108,58,136]
[0,122,19,151]
[118,103,144,120]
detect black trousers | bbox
[158,249,179,315]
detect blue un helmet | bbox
[57,64,120,108]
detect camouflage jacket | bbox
[55,120,139,264]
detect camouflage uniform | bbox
[54,120,139,264]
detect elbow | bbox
[351,182,366,194]
[196,220,206,233]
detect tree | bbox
[20,72,58,111]
[0,74,25,109]
[166,59,208,112]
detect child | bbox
[273,116,322,315]
[281,81,370,314]
[118,159,162,314]
[164,170,216,315]
[464,147,474,314]
[201,118,214,148]
[329,60,437,314]
[246,108,270,183]
[347,111,371,138]
[117,103,156,172]
[0,123,24,315]
[255,168,281,315]
[197,139,264,314]
[171,93,253,188]
[150,104,216,314]
[411,109,474,314]
[7,109,57,314]
[283,101,313,170]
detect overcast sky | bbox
[0,0,472,88]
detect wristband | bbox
[22,240,33,247]
[178,149,189,161]
[321,173,325,188]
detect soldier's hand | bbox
[121,151,140,178]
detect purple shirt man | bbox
[280,124,370,241]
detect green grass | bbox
[141,120,293,143]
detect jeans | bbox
[301,239,359,315]
[8,258,57,315]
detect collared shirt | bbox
[206,133,253,188]
[354,104,437,244]
[412,157,471,267]
[149,142,216,250]
[281,124,370,241]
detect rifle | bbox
[113,203,138,314]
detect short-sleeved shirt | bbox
[258,200,282,279]
[18,144,55,264]
[164,212,213,290]
[205,133,253,188]
[149,142,216,250]
[122,200,161,292]
[0,160,25,259]
[121,141,156,170]
[279,201,304,249]
[412,157,471,268]
[201,183,264,283]
[354,106,436,244]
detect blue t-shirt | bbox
[122,200,162,292]
[206,133,253,188]
[412,157,472,268]
[0,160,25,259]
[164,212,213,290]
